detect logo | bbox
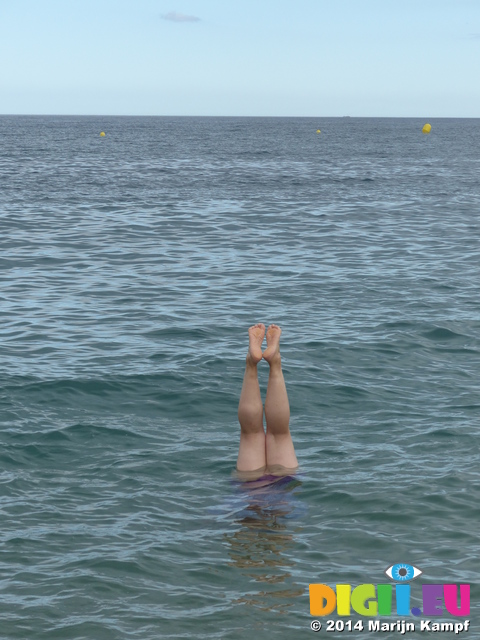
[309,563,470,617]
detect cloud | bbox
[162,11,200,23]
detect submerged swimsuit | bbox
[232,465,300,493]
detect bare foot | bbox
[263,324,282,364]
[247,323,265,364]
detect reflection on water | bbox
[223,475,306,612]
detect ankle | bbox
[267,354,282,371]
[246,353,259,368]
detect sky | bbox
[1,0,479,117]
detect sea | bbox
[0,115,479,639]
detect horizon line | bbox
[1,113,479,119]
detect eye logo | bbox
[385,563,423,582]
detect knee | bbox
[238,403,264,433]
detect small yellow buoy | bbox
[100,131,106,137]
[316,129,321,134]
[422,123,431,134]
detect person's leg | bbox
[264,325,298,471]
[237,323,266,472]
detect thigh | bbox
[266,432,298,470]
[237,432,266,472]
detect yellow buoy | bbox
[316,129,321,134]
[422,123,431,134]
[100,131,106,137]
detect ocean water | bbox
[0,115,479,639]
